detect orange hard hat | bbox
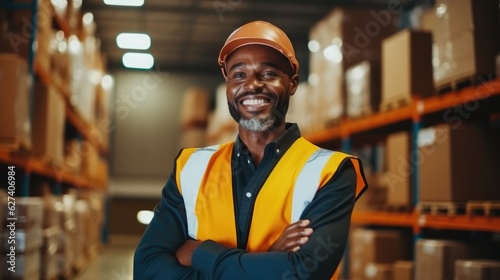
[218,20,299,78]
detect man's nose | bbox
[244,74,264,92]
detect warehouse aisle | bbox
[75,235,140,280]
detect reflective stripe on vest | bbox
[291,148,333,223]
[179,144,220,240]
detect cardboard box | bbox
[310,8,397,126]
[32,84,65,163]
[420,0,499,87]
[288,82,314,134]
[0,54,31,150]
[346,60,381,118]
[179,128,206,149]
[41,226,60,279]
[350,228,411,280]
[364,263,393,280]
[418,124,500,202]
[384,131,412,207]
[455,259,500,280]
[1,197,43,230]
[381,29,434,109]
[354,172,388,211]
[416,239,473,280]
[394,260,414,280]
[180,86,210,129]
[81,140,100,180]
[1,249,41,280]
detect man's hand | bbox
[176,239,202,266]
[268,219,314,252]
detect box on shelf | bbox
[364,263,393,280]
[309,8,397,128]
[418,123,500,202]
[381,29,434,111]
[205,83,238,146]
[32,83,65,163]
[74,199,90,267]
[68,35,98,125]
[51,30,71,84]
[64,139,82,174]
[345,60,381,119]
[81,140,100,180]
[56,192,77,275]
[393,260,414,280]
[0,0,53,74]
[179,128,207,149]
[79,191,105,256]
[0,54,32,151]
[1,197,44,253]
[384,131,412,208]
[415,239,473,280]
[1,249,41,280]
[420,0,499,88]
[455,259,500,280]
[288,82,315,135]
[41,225,60,280]
[350,228,411,280]
[354,171,388,212]
[179,86,210,130]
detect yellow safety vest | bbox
[175,137,367,279]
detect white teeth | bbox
[242,99,267,105]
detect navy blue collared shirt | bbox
[134,123,362,280]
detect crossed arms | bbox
[133,161,356,280]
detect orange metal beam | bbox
[0,151,104,191]
[419,215,500,232]
[304,79,500,143]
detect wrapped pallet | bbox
[309,8,397,128]
[420,0,499,89]
[381,29,434,111]
[0,54,31,151]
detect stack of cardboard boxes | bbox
[0,2,109,278]
[0,54,31,151]
[349,228,412,280]
[420,0,499,89]
[0,198,44,280]
[308,8,397,131]
[380,29,434,111]
[338,2,500,280]
[205,84,238,146]
[178,86,211,148]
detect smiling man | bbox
[134,21,368,280]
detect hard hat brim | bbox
[218,38,299,79]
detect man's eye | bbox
[262,71,277,78]
[232,72,246,79]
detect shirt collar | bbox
[234,123,302,156]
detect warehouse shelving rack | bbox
[305,78,500,279]
[0,0,109,196]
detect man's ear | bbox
[289,74,299,96]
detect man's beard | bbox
[227,96,289,132]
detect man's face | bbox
[225,45,298,132]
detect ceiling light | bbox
[104,0,144,7]
[116,33,151,50]
[122,52,154,69]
